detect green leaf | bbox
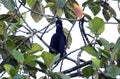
[0,21,6,35]
[99,38,110,50]
[6,39,16,52]
[49,72,58,79]
[58,73,70,79]
[114,37,120,50]
[13,74,25,79]
[84,13,92,20]
[52,72,70,79]
[20,13,27,24]
[100,57,107,67]
[13,50,24,62]
[45,0,63,17]
[56,8,63,17]
[82,0,93,7]
[4,64,12,74]
[26,0,36,7]
[9,35,32,50]
[64,1,77,24]
[99,49,111,58]
[82,66,94,78]
[118,24,120,34]
[25,64,37,79]
[88,17,105,35]
[3,0,15,11]
[26,68,37,78]
[24,54,40,66]
[41,51,55,67]
[102,8,111,21]
[0,66,4,73]
[35,60,47,71]
[45,0,56,3]
[8,23,23,34]
[10,68,19,77]
[83,0,101,15]
[21,0,26,5]
[57,0,66,8]
[102,3,116,20]
[46,17,56,24]
[105,66,120,78]
[89,2,101,15]
[4,64,18,76]
[52,54,60,64]
[28,43,43,54]
[31,0,44,22]
[5,11,20,23]
[0,14,11,21]
[63,28,72,49]
[107,5,116,17]
[116,50,120,60]
[81,45,97,57]
[92,58,100,68]
[44,2,55,8]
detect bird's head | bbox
[56,19,63,28]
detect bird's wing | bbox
[58,34,66,57]
[50,34,56,47]
[49,34,59,54]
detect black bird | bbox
[49,19,66,58]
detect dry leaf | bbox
[73,3,83,19]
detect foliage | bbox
[0,0,120,79]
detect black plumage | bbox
[49,19,66,58]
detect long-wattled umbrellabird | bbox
[49,19,66,58]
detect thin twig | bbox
[41,20,55,38]
[60,60,64,72]
[52,48,81,70]
[0,71,6,78]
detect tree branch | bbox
[62,60,92,74]
[68,72,83,78]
